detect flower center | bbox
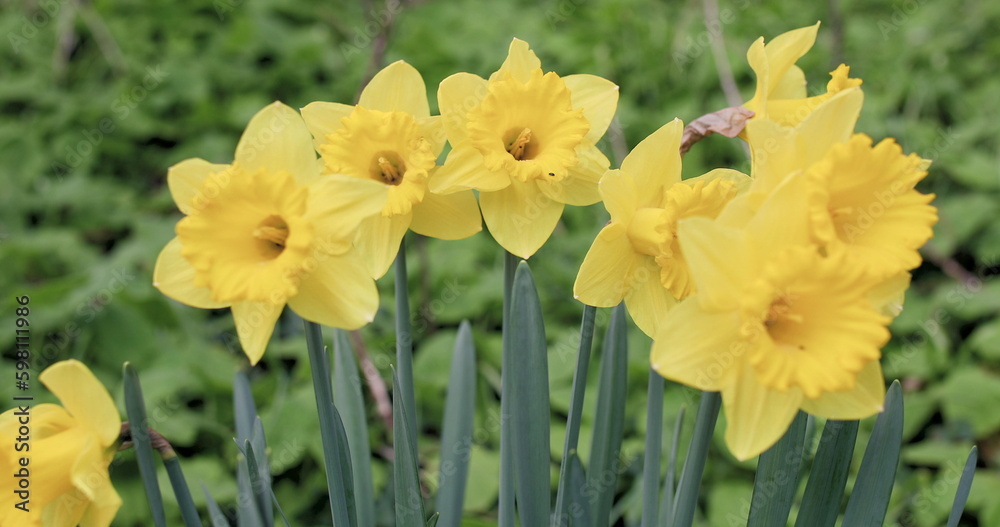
[177,165,314,304]
[466,69,589,183]
[319,106,437,216]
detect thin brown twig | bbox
[77,0,128,75]
[119,422,176,458]
[922,246,978,286]
[348,330,394,432]
[700,0,750,158]
[353,0,404,103]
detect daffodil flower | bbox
[301,61,483,278]
[0,360,121,526]
[154,102,385,364]
[651,175,896,460]
[433,38,619,258]
[743,22,863,128]
[573,119,748,337]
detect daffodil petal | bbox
[300,101,355,151]
[598,169,637,222]
[621,119,684,194]
[69,437,104,500]
[651,297,743,391]
[675,217,749,312]
[753,23,819,101]
[78,471,122,527]
[231,301,283,365]
[431,145,510,194]
[574,224,636,307]
[410,189,482,240]
[538,142,608,206]
[623,256,677,338]
[154,237,230,309]
[39,360,120,447]
[31,428,81,504]
[493,38,541,84]
[480,178,564,259]
[167,158,230,215]
[771,64,807,99]
[234,102,318,185]
[868,271,911,318]
[417,115,447,157]
[683,168,751,191]
[563,74,619,143]
[723,361,804,461]
[438,73,489,144]
[42,491,87,527]
[801,360,886,419]
[288,251,378,329]
[744,173,815,256]
[354,213,412,278]
[306,174,388,256]
[359,60,431,118]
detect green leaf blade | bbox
[947,446,978,527]
[333,328,376,527]
[747,411,807,527]
[843,380,904,526]
[394,367,427,526]
[794,419,859,527]
[435,320,477,527]
[123,362,168,527]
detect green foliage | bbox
[2,0,996,525]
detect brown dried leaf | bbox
[680,106,755,154]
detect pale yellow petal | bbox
[771,64,807,99]
[417,115,447,157]
[77,473,122,527]
[723,361,804,461]
[154,237,230,309]
[761,23,819,95]
[231,301,283,365]
[430,145,510,194]
[493,38,542,84]
[69,437,105,500]
[31,428,80,504]
[868,271,911,318]
[801,360,886,420]
[39,361,120,447]
[300,101,355,151]
[306,174,388,256]
[744,173,816,257]
[675,217,750,312]
[410,189,482,240]
[621,119,684,192]
[359,60,431,118]
[598,169,637,223]
[562,74,619,143]
[623,256,677,338]
[234,102,319,184]
[480,179,564,259]
[167,158,230,215]
[683,168,751,192]
[651,297,744,391]
[288,251,378,329]
[573,224,636,307]
[41,490,87,527]
[354,213,412,278]
[438,72,489,144]
[537,142,608,206]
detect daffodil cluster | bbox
[154,38,619,364]
[573,23,936,460]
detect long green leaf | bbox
[564,452,592,527]
[499,250,518,527]
[587,304,629,525]
[946,446,978,527]
[232,371,265,527]
[236,447,263,527]
[843,380,904,526]
[393,367,427,526]
[672,391,721,527]
[747,411,807,527]
[794,419,859,527]
[304,321,354,527]
[203,485,231,527]
[331,402,358,526]
[250,418,273,527]
[641,372,665,527]
[395,238,419,451]
[163,454,202,527]
[333,328,376,527]
[553,304,597,527]
[123,362,168,527]
[436,320,477,527]
[659,405,686,526]
[238,439,271,525]
[509,261,552,526]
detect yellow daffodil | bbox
[0,360,121,526]
[743,22,862,128]
[573,119,748,337]
[433,38,619,258]
[301,61,482,278]
[651,175,894,460]
[154,102,385,364]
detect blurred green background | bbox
[2,0,998,525]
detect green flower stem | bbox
[395,238,419,452]
[672,391,721,527]
[498,250,518,527]
[122,362,168,527]
[304,321,353,527]
[640,371,665,527]
[162,454,202,527]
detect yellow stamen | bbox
[378,156,402,184]
[507,128,532,160]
